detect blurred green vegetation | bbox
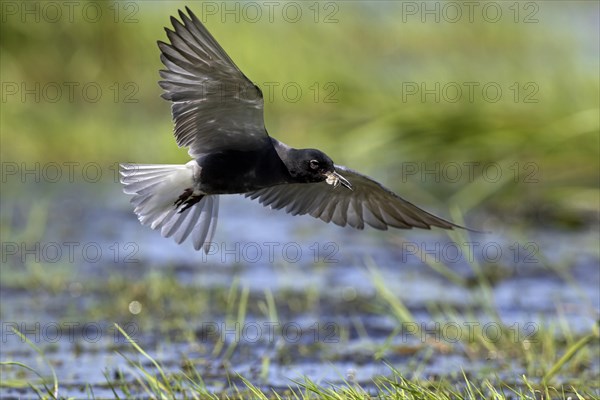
[1,0,598,223]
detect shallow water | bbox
[1,183,598,397]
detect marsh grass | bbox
[2,221,598,398]
[3,323,597,399]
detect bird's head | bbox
[288,148,352,190]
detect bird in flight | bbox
[120,7,469,253]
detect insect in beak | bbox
[324,171,352,190]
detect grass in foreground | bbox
[2,322,598,399]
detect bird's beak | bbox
[324,171,352,190]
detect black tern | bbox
[120,7,469,252]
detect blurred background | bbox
[1,0,599,397]
[2,1,598,221]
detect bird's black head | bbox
[287,148,352,189]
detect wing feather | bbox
[245,165,467,232]
[159,7,268,157]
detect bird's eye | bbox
[309,160,319,170]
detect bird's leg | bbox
[174,189,204,213]
[174,188,193,208]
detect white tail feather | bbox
[120,162,219,252]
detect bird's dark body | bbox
[196,143,290,194]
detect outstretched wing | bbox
[158,7,268,157]
[245,165,466,231]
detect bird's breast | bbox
[195,148,290,194]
